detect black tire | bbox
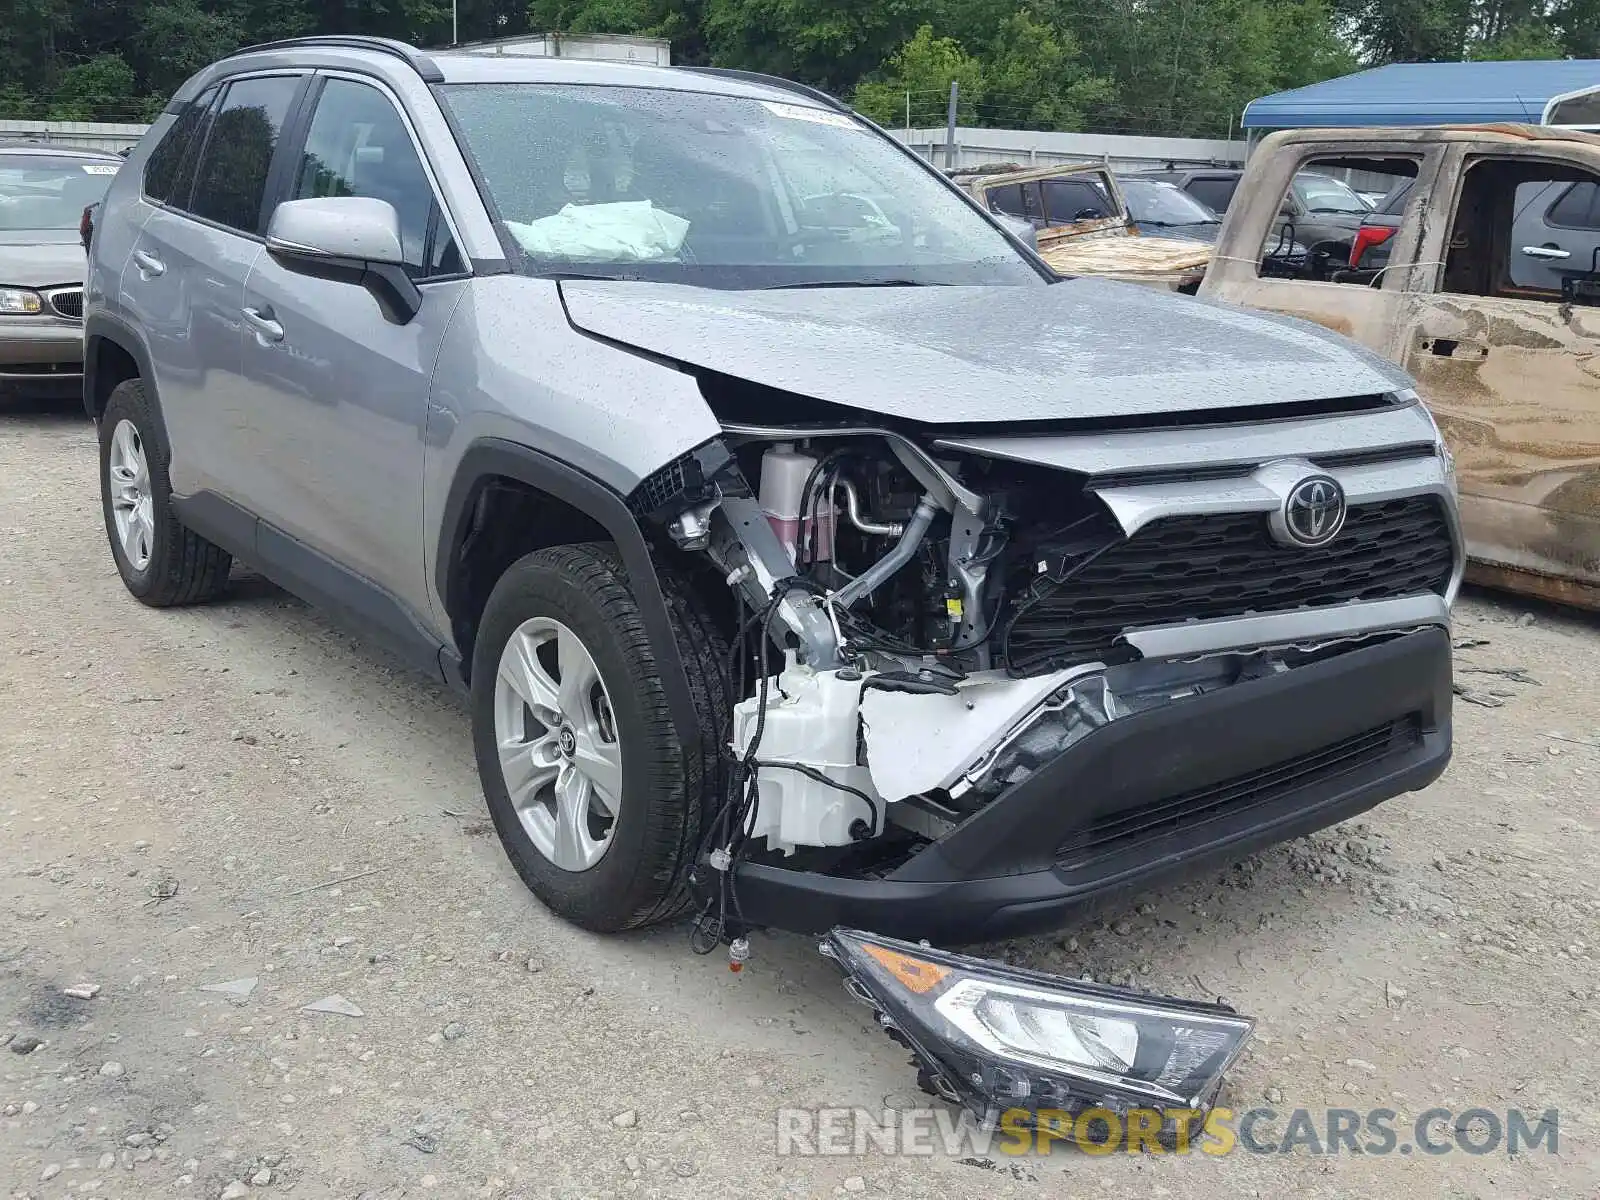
[98,379,232,607]
[470,542,730,933]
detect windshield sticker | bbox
[761,101,860,130]
[82,164,118,175]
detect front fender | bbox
[423,277,722,752]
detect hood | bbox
[558,278,1410,424]
[0,236,85,288]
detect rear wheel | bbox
[470,542,729,932]
[98,379,231,606]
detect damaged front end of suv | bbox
[587,280,1461,1131]
[612,350,1459,940]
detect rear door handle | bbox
[1521,244,1571,261]
[243,306,284,342]
[133,250,165,278]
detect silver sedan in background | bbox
[0,143,120,401]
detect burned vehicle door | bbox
[1394,144,1600,605]
[1203,136,1441,347]
[959,164,1130,241]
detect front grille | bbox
[1055,716,1423,865]
[47,289,83,320]
[1006,495,1455,671]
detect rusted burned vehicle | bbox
[1203,125,1600,609]
[952,161,1212,290]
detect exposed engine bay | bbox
[633,418,1456,886]
[695,428,1134,858]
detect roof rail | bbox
[679,66,851,115]
[227,36,444,84]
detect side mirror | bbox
[266,197,418,323]
[267,196,404,266]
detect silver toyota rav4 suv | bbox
[85,37,1461,949]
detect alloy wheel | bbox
[108,418,154,572]
[493,616,623,871]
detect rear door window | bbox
[188,74,303,234]
[1444,159,1600,296]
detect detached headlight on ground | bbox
[0,287,43,315]
[823,929,1254,1129]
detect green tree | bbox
[48,52,137,120]
[136,0,243,101]
[852,24,984,127]
[980,9,1112,130]
[1471,20,1565,57]
[700,0,936,94]
[525,0,707,58]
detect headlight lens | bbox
[0,287,43,315]
[825,929,1254,1121]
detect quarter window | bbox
[1545,180,1600,230]
[144,85,219,206]
[290,77,460,277]
[189,75,301,234]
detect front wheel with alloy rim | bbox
[470,542,729,933]
[98,379,232,607]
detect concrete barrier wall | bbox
[895,127,1246,172]
[0,120,150,152]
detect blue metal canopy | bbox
[1242,60,1600,129]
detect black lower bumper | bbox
[725,628,1453,944]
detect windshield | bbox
[1119,179,1218,226]
[0,156,116,231]
[439,83,1040,288]
[1292,173,1368,216]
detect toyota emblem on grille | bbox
[1278,475,1347,547]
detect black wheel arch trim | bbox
[83,311,158,422]
[436,439,703,757]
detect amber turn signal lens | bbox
[860,942,950,995]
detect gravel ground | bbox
[1,404,1596,1199]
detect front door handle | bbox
[133,249,165,278]
[1521,244,1571,261]
[243,306,284,342]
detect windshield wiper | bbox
[538,270,653,283]
[763,279,928,290]
[1140,219,1218,228]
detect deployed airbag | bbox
[506,202,689,263]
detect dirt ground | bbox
[1,403,1596,1200]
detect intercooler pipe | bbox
[831,495,939,609]
[831,478,906,538]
